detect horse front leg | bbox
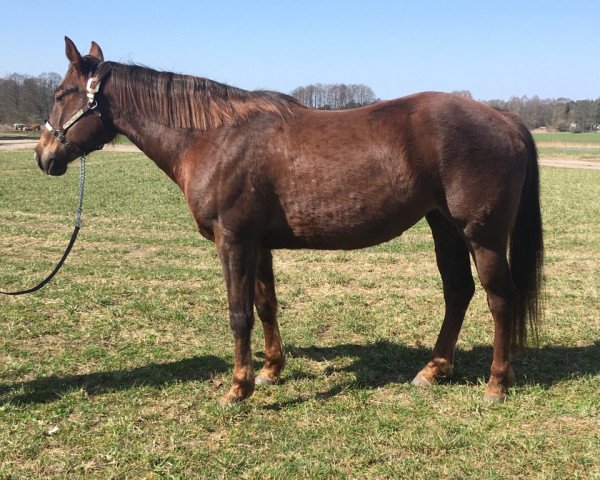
[254,249,286,385]
[216,235,259,404]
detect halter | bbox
[44,76,105,155]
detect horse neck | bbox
[108,110,197,186]
[101,75,203,188]
[99,63,299,188]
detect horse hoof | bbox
[483,392,507,404]
[255,375,277,386]
[219,392,245,406]
[412,374,434,388]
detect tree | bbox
[451,90,473,99]
[291,83,377,109]
[0,72,61,124]
[481,95,600,132]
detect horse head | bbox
[35,37,116,175]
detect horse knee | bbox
[254,299,274,324]
[229,310,254,335]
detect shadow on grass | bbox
[281,340,600,395]
[2,341,598,406]
[0,355,230,405]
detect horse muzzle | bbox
[35,149,68,176]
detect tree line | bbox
[454,91,600,132]
[290,83,378,110]
[1,72,599,133]
[292,86,600,132]
[0,73,62,124]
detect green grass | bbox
[533,132,600,162]
[0,131,41,140]
[532,132,600,144]
[1,151,599,479]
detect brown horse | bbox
[35,37,543,404]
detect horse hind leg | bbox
[468,239,517,402]
[413,210,475,387]
[254,249,286,386]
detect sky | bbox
[1,0,598,101]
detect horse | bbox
[34,37,543,404]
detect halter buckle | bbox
[86,77,100,104]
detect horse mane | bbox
[98,62,305,130]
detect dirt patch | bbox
[0,139,40,151]
[538,158,600,170]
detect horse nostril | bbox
[34,151,42,170]
[34,150,51,173]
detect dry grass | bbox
[534,132,600,163]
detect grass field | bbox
[533,132,600,162]
[0,131,41,140]
[0,150,599,479]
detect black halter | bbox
[44,76,105,156]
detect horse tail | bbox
[509,127,544,349]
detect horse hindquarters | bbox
[472,131,543,400]
[413,203,518,401]
[446,138,541,401]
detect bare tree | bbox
[291,83,377,110]
[451,90,473,99]
[0,72,62,124]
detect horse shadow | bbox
[0,355,230,405]
[1,341,598,406]
[271,340,600,401]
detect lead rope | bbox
[76,154,86,228]
[1,155,86,296]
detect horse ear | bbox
[64,36,82,68]
[89,41,104,61]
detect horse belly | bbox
[269,177,430,250]
[261,114,436,250]
[290,214,423,250]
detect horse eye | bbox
[54,87,78,103]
